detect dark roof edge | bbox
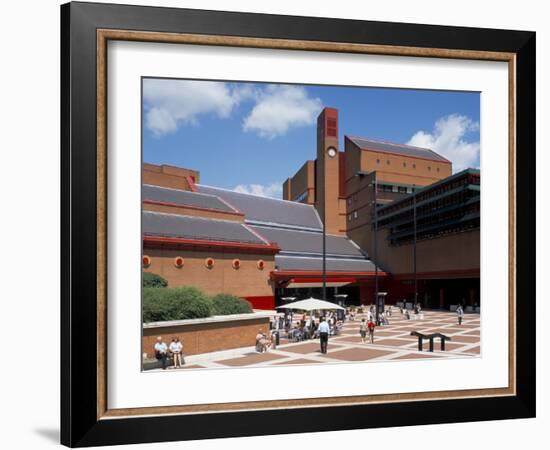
[377,168,480,212]
[345,135,452,164]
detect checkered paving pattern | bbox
[183,310,481,369]
[145,310,480,371]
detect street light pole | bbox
[413,185,418,306]
[322,196,327,302]
[374,174,379,324]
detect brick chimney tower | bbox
[315,107,340,234]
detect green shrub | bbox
[142,272,168,288]
[210,293,253,315]
[143,286,211,323]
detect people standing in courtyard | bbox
[169,337,184,369]
[367,318,376,343]
[318,317,330,354]
[154,336,168,370]
[457,305,464,325]
[359,318,368,343]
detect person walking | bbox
[457,305,464,325]
[367,318,376,343]
[169,337,184,369]
[154,336,168,370]
[318,317,330,354]
[359,318,368,343]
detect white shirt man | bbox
[154,341,168,354]
[154,338,168,370]
[318,320,330,354]
[318,320,330,333]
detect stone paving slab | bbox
[320,347,393,362]
[449,335,481,343]
[278,342,341,354]
[274,358,322,365]
[218,352,287,367]
[393,352,440,360]
[372,338,416,347]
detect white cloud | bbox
[407,114,480,172]
[143,79,254,137]
[233,182,283,199]
[242,85,323,139]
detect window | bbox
[403,162,407,167]
[428,166,432,171]
[413,164,416,169]
[294,190,308,203]
[386,160,390,165]
[348,214,352,222]
[376,159,380,164]
[436,167,440,172]
[353,211,358,219]
[398,186,407,193]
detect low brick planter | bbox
[143,312,273,358]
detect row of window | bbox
[375,158,440,172]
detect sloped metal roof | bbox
[347,136,450,163]
[143,184,236,212]
[250,225,364,257]
[275,255,376,272]
[196,184,323,230]
[143,211,264,244]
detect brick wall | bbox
[143,315,270,357]
[143,248,275,298]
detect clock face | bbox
[327,148,337,158]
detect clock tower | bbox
[316,107,341,234]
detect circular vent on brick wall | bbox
[232,259,241,270]
[142,255,151,267]
[257,259,265,270]
[174,256,185,268]
[205,257,215,269]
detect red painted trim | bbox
[244,224,272,245]
[143,199,244,216]
[289,277,356,284]
[185,176,197,192]
[213,195,246,216]
[143,236,280,254]
[271,270,387,279]
[392,269,480,280]
[242,295,276,310]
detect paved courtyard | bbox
[146,310,480,371]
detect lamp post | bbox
[322,196,327,302]
[413,185,418,306]
[374,176,379,323]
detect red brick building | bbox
[143,107,480,310]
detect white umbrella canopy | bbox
[276,297,345,311]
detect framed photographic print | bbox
[61,1,536,447]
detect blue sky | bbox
[143,79,480,198]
